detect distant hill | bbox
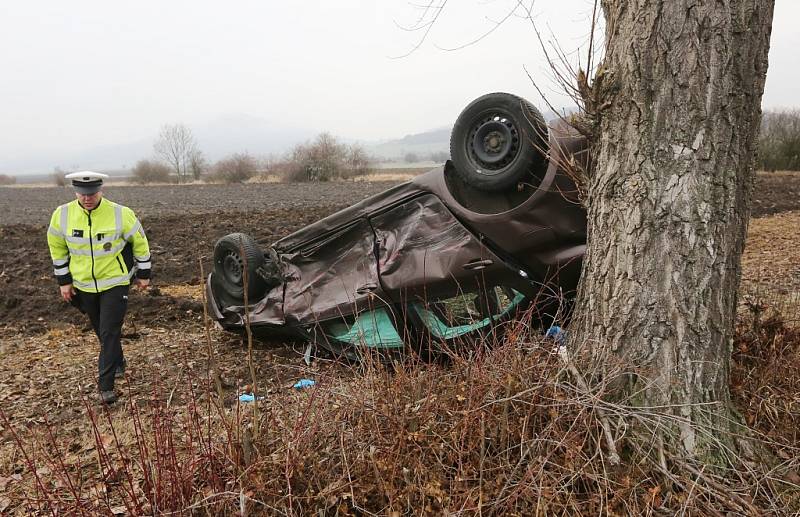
[364,127,450,161]
[361,104,577,162]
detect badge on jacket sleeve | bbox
[103,242,112,251]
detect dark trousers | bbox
[74,284,129,391]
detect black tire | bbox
[211,233,267,307]
[450,92,548,192]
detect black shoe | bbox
[99,390,118,404]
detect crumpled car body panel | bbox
[207,121,588,350]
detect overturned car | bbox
[206,93,588,356]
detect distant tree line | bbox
[759,108,800,171]
[402,151,449,163]
[280,133,371,182]
[0,174,16,185]
[127,127,375,185]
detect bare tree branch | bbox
[390,0,450,59]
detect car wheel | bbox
[450,92,548,192]
[211,233,267,306]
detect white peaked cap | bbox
[65,171,110,181]
[65,171,110,194]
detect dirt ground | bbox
[1,173,799,512]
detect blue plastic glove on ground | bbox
[545,325,566,344]
[293,379,315,389]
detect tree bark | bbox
[571,0,775,458]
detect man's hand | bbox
[60,284,75,302]
[134,278,151,290]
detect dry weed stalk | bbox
[238,236,260,447]
[199,259,225,406]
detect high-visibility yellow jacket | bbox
[47,198,151,293]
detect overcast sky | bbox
[1,1,797,174]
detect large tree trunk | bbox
[571,0,774,457]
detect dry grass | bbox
[733,306,800,449]
[740,210,800,326]
[2,305,800,515]
[352,168,431,182]
[757,170,800,177]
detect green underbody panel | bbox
[325,290,525,347]
[411,291,526,340]
[326,308,404,349]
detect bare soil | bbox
[750,171,800,218]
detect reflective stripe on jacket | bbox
[47,198,151,293]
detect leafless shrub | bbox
[0,174,16,185]
[285,133,341,182]
[283,133,374,182]
[189,151,208,181]
[209,153,258,184]
[347,143,372,178]
[131,159,171,184]
[51,167,66,186]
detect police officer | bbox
[47,171,151,404]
